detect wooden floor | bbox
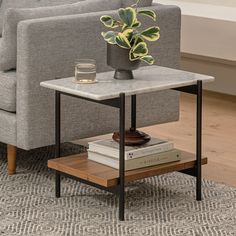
[142,91,236,187]
[76,91,236,187]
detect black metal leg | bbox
[119,93,125,221]
[131,95,136,131]
[196,81,202,201]
[55,171,61,198]
[55,91,61,198]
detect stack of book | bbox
[88,137,181,171]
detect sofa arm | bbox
[16,5,180,150]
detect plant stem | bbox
[135,0,141,6]
[133,0,141,11]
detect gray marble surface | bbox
[40,66,214,100]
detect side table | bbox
[40,65,214,221]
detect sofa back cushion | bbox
[0,0,121,71]
[121,0,153,7]
[0,0,83,36]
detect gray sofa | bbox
[0,1,181,174]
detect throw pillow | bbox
[0,0,83,36]
[0,0,122,71]
[121,0,153,7]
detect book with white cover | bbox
[88,138,174,160]
[88,149,181,171]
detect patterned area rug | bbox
[0,143,235,236]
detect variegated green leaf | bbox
[131,42,148,57]
[122,28,133,41]
[141,26,160,41]
[138,10,156,21]
[101,31,118,44]
[129,50,140,61]
[133,35,144,46]
[141,55,155,65]
[121,24,128,31]
[132,20,141,28]
[118,7,137,27]
[116,32,131,49]
[122,20,140,31]
[100,15,120,28]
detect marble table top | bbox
[40,66,214,101]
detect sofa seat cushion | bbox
[0,0,121,71]
[0,70,16,112]
[122,0,153,7]
[0,0,84,36]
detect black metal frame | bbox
[54,80,203,221]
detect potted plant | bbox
[100,0,160,80]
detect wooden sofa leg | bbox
[7,145,17,175]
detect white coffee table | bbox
[41,65,214,221]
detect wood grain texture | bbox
[7,145,17,175]
[142,91,236,187]
[48,151,207,187]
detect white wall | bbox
[181,55,236,95]
[154,0,236,95]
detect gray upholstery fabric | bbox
[122,0,153,7]
[0,109,16,145]
[0,0,121,71]
[0,0,84,36]
[0,70,16,112]
[15,4,181,150]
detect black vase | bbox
[107,44,141,80]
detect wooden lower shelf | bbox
[48,151,207,188]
